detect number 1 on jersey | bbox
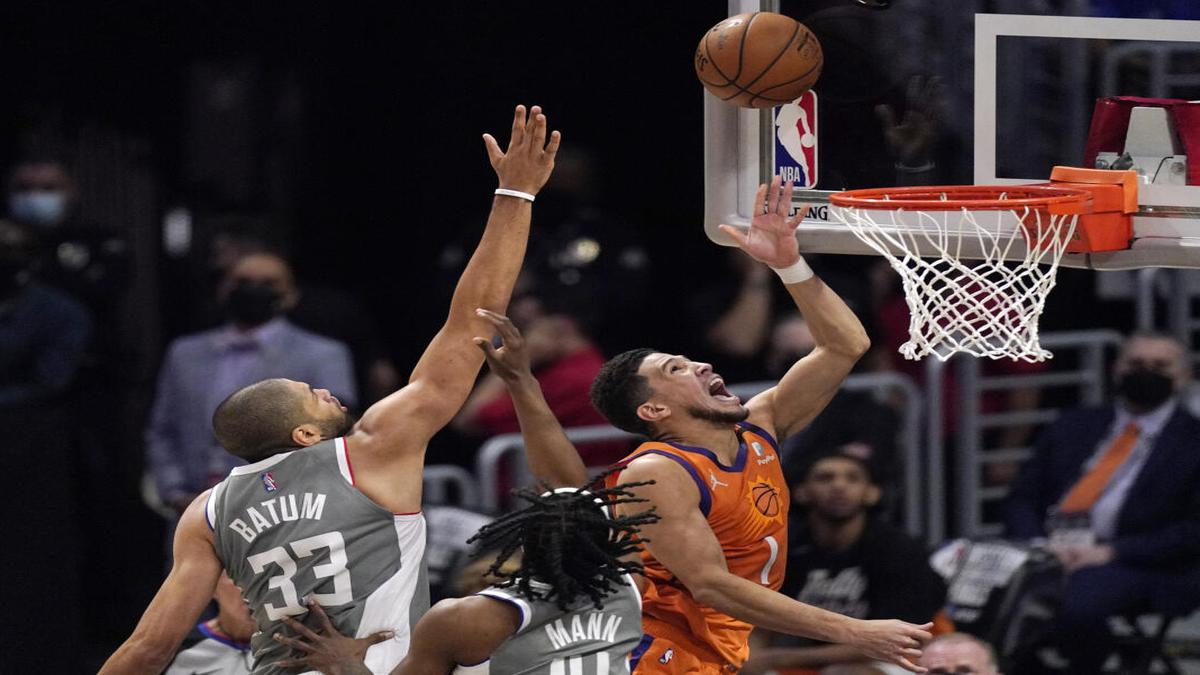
[759,535,779,585]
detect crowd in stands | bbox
[9,148,1197,674]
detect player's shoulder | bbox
[424,594,522,641]
[622,449,690,480]
[177,489,217,540]
[619,451,705,503]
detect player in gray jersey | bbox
[269,311,657,675]
[100,106,562,675]
[274,480,655,675]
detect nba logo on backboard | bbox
[773,91,818,188]
[261,471,279,493]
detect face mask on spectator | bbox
[225,282,282,327]
[1116,367,1175,409]
[8,191,68,228]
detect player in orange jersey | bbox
[591,177,933,674]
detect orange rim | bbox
[829,185,1092,212]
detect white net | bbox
[831,198,1080,362]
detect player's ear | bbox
[291,423,324,447]
[637,401,670,424]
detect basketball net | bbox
[833,200,1079,362]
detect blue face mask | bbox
[8,191,68,227]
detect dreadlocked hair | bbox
[467,467,659,611]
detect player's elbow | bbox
[850,333,871,358]
[691,584,724,610]
[828,332,870,360]
[687,572,735,612]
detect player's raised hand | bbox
[718,176,809,270]
[472,308,533,384]
[483,104,562,196]
[848,619,934,673]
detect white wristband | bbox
[494,188,536,202]
[771,257,814,284]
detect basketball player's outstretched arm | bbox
[472,309,589,487]
[345,104,561,512]
[719,176,870,440]
[99,494,223,674]
[618,456,932,673]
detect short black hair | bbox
[590,348,656,436]
[467,469,658,610]
[212,379,307,461]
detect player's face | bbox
[801,457,875,523]
[637,352,748,424]
[919,640,996,675]
[290,380,351,436]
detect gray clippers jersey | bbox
[208,438,428,675]
[453,575,643,675]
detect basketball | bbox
[752,482,781,517]
[694,11,824,109]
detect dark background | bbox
[0,1,728,368]
[0,2,731,666]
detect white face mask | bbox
[8,191,68,227]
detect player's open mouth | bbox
[707,377,740,403]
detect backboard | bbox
[703,0,1200,270]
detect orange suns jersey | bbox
[608,421,789,668]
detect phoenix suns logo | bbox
[747,478,782,518]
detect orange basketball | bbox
[694,11,823,109]
[752,482,781,517]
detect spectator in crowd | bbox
[0,219,93,407]
[0,218,93,672]
[6,155,129,320]
[452,292,626,469]
[918,633,1001,675]
[742,445,946,675]
[1005,332,1200,675]
[6,156,131,378]
[145,251,356,519]
[199,216,400,405]
[7,155,155,664]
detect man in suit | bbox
[1006,332,1200,674]
[146,252,356,516]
